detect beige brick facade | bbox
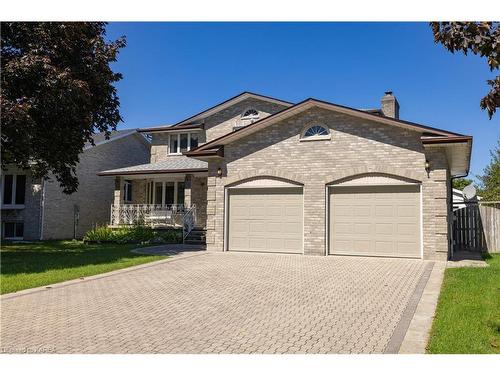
[42,134,150,239]
[205,107,451,260]
[203,98,289,142]
[143,97,290,229]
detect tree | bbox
[1,22,125,193]
[452,177,474,191]
[477,140,500,201]
[430,22,500,119]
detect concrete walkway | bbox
[1,252,441,354]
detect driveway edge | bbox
[1,249,206,301]
[398,261,446,354]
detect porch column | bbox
[114,176,124,205]
[184,174,192,208]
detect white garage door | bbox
[228,187,303,253]
[329,185,421,258]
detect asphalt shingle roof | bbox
[99,156,208,176]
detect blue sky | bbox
[106,22,499,181]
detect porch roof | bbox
[97,156,208,176]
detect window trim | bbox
[299,124,331,142]
[241,108,260,121]
[149,180,185,207]
[1,174,26,208]
[168,132,199,155]
[124,180,133,203]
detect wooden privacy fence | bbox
[453,202,500,253]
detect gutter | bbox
[138,123,204,133]
[184,146,224,158]
[421,135,472,144]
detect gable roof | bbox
[185,97,467,156]
[137,92,294,133]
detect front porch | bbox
[98,157,208,240]
[110,175,207,229]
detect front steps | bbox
[184,227,206,245]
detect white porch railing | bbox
[110,204,189,227]
[182,205,197,240]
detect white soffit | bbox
[424,142,470,176]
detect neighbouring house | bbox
[98,91,472,260]
[452,188,481,211]
[1,130,150,240]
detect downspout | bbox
[39,179,46,240]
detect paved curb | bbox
[1,248,206,301]
[398,261,446,354]
[384,261,434,354]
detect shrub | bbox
[83,225,182,244]
[82,225,116,242]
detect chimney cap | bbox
[384,90,393,96]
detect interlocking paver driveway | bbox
[0,252,432,354]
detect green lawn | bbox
[0,241,165,294]
[427,254,500,354]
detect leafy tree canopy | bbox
[1,22,125,193]
[477,140,500,201]
[430,22,499,119]
[452,178,474,191]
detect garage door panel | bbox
[354,240,371,252]
[334,223,353,235]
[375,223,394,235]
[228,188,303,254]
[397,223,415,235]
[354,223,371,235]
[231,220,249,233]
[330,185,420,258]
[375,205,393,216]
[354,206,371,216]
[249,238,266,249]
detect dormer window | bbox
[241,108,259,121]
[300,125,331,141]
[168,132,199,154]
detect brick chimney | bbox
[381,91,400,119]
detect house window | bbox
[180,134,189,153]
[168,133,200,154]
[154,182,163,205]
[2,174,26,206]
[190,133,198,149]
[241,108,259,121]
[124,180,133,203]
[165,182,175,205]
[300,125,331,141]
[150,181,185,207]
[4,222,24,239]
[177,182,185,206]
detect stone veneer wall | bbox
[149,98,290,163]
[191,176,208,227]
[42,134,150,239]
[203,98,289,142]
[205,107,451,261]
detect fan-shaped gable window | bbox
[301,125,331,141]
[241,108,259,120]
